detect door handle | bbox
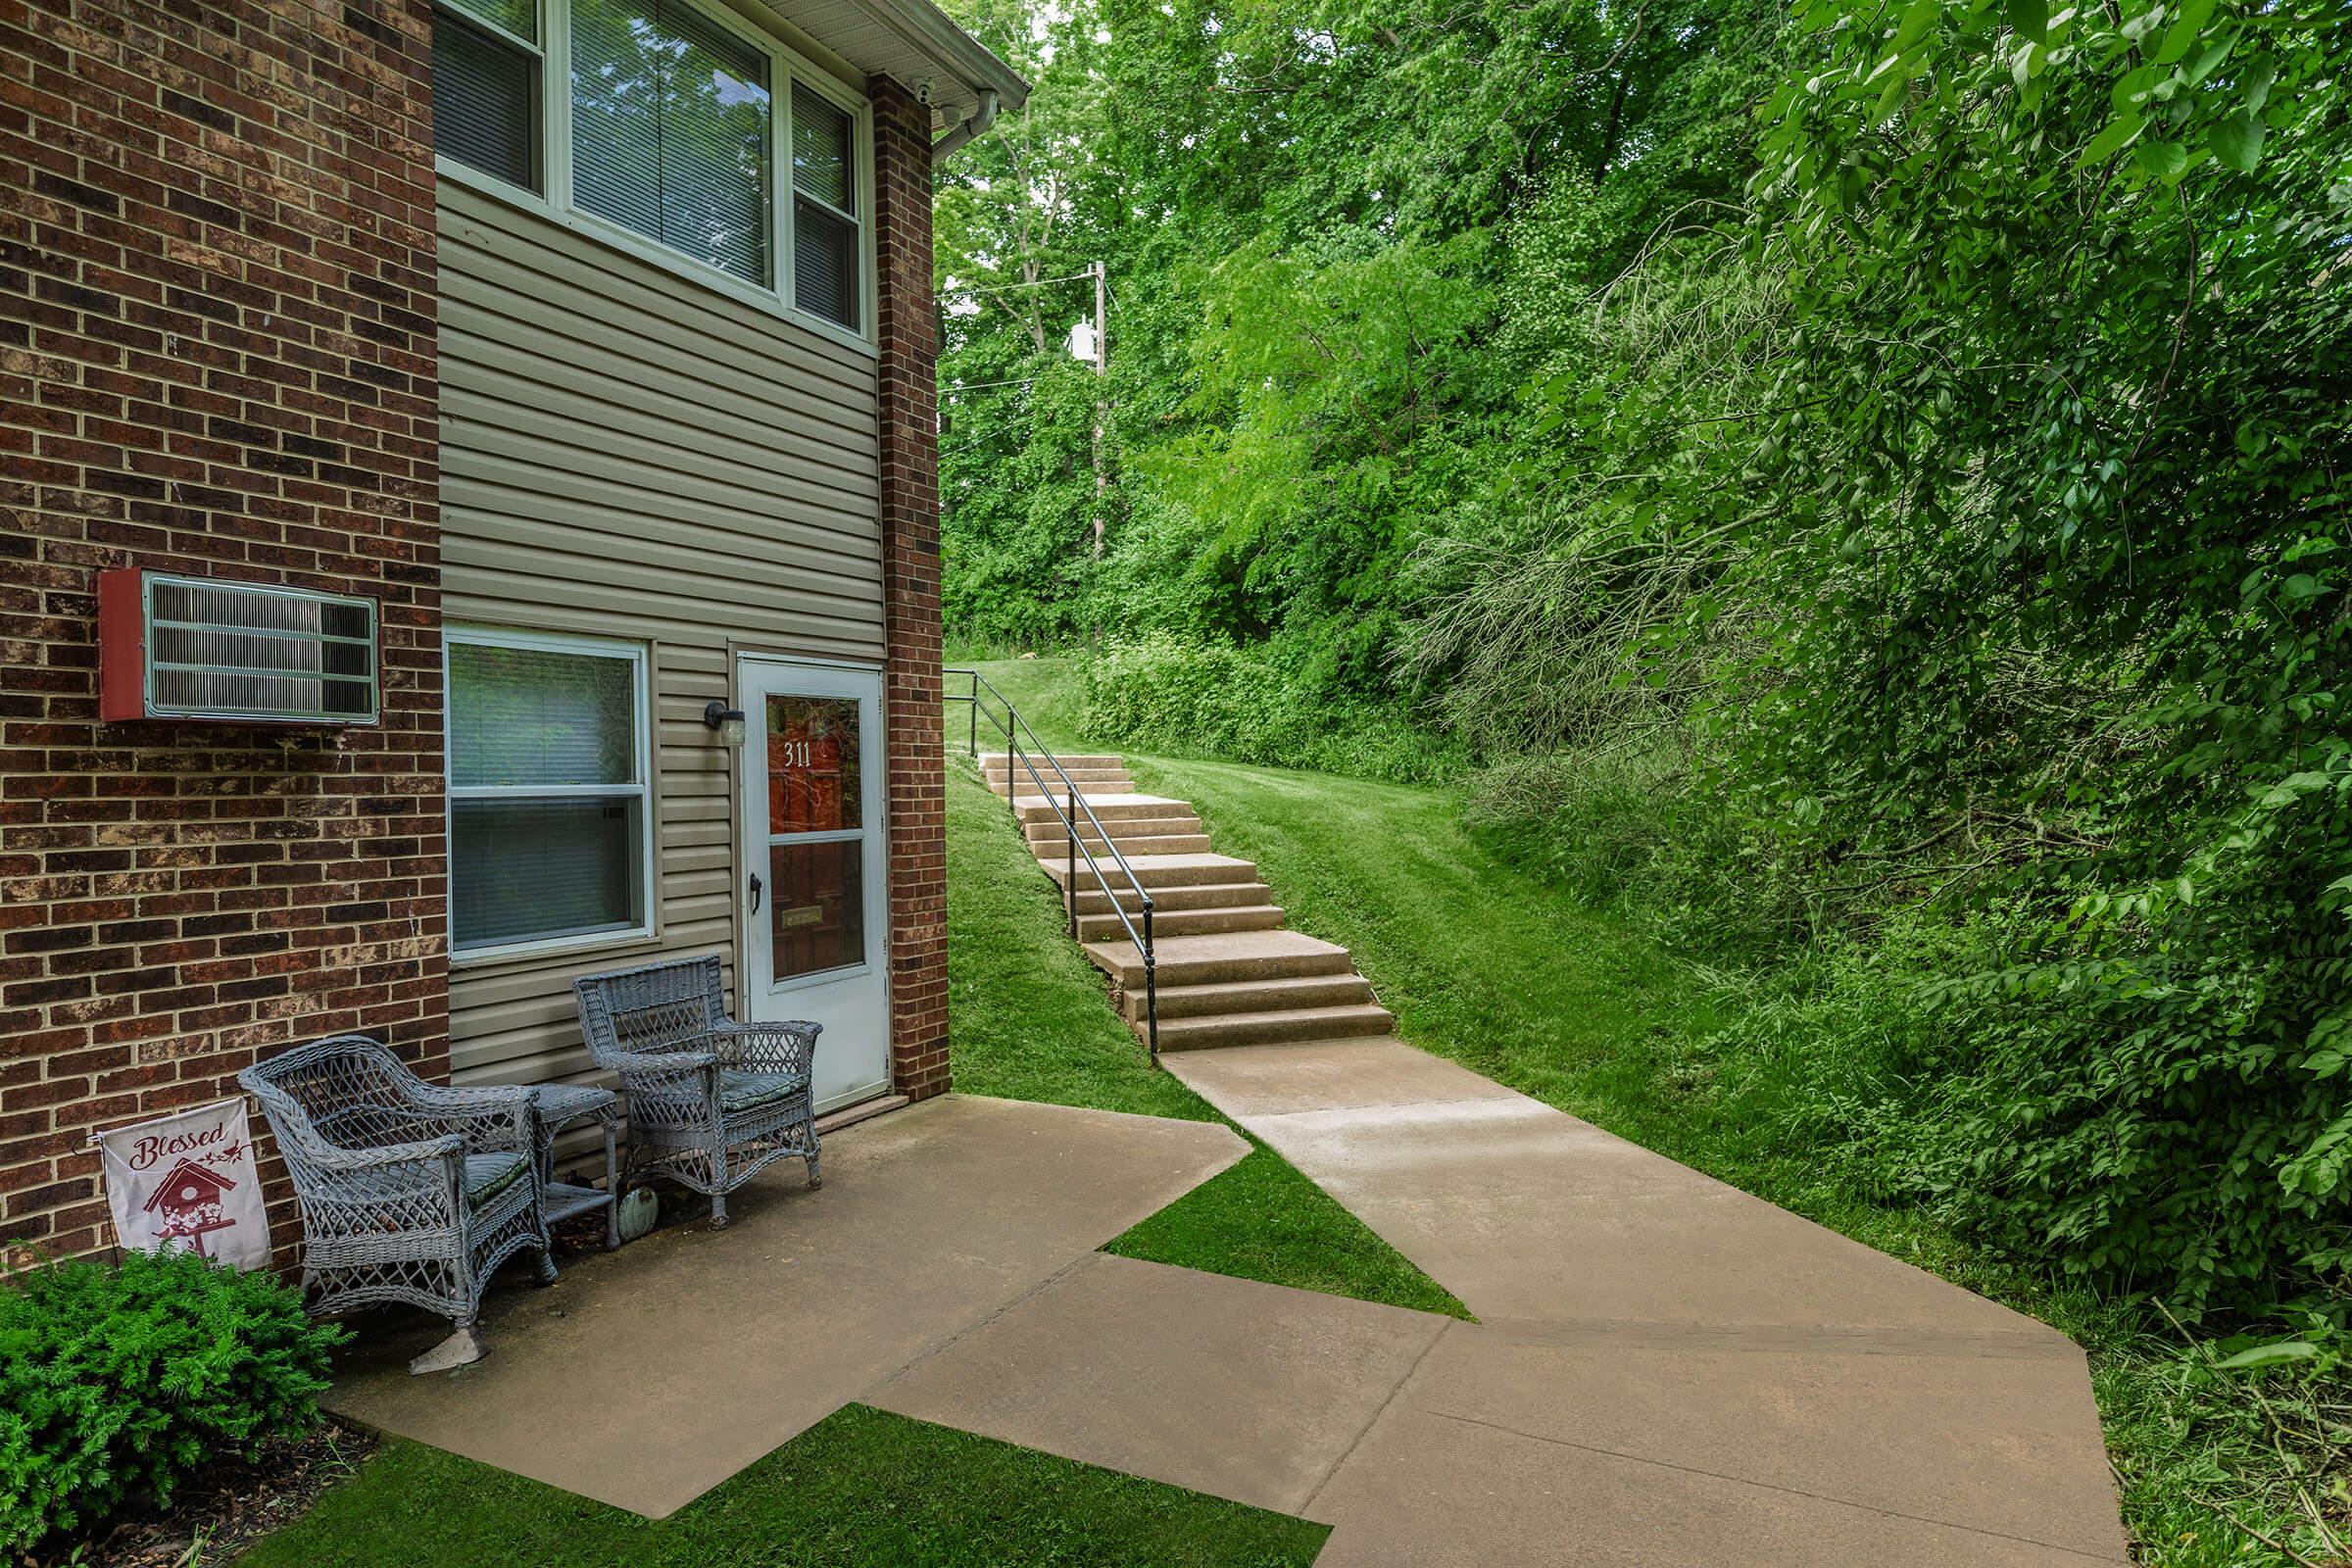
[749,873,762,914]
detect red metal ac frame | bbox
[96,568,148,723]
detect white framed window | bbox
[788,81,859,330]
[429,0,875,349]
[445,627,654,960]
[431,0,542,192]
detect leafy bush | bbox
[1077,632,1468,787]
[1913,888,2352,1315]
[0,1246,343,1552]
[1665,887,2352,1314]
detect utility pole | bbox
[1091,259,1107,559]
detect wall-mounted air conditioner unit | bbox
[98,570,380,725]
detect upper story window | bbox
[431,0,869,340]
[571,0,771,286]
[790,84,858,330]
[433,0,541,191]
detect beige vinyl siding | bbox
[436,178,883,1092]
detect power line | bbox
[940,270,1098,296]
[940,374,1044,394]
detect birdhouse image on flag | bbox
[96,1096,271,1269]
[141,1158,238,1257]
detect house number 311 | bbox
[778,739,814,768]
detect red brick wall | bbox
[868,75,948,1102]
[0,0,443,1264]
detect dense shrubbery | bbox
[1078,633,1468,786]
[0,1247,343,1552]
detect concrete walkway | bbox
[876,1250,1448,1517]
[946,749,2130,1561]
[872,1038,2129,1564]
[1171,1038,2130,1564]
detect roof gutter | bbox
[932,88,1000,162]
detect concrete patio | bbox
[326,1095,1247,1516]
[329,1044,2129,1563]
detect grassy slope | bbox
[238,1405,1326,1568]
[952,658,2304,1568]
[944,752,1467,1318]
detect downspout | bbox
[931,88,1000,163]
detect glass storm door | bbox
[739,657,889,1111]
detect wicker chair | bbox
[573,955,821,1229]
[240,1035,553,1374]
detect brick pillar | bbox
[867,76,948,1102]
[0,0,445,1265]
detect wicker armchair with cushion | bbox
[239,1034,553,1374]
[573,955,821,1229]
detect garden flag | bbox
[95,1097,271,1270]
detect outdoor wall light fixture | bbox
[703,702,747,748]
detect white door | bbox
[738,657,890,1112]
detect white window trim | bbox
[444,624,658,965]
[432,0,878,357]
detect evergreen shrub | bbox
[0,1246,342,1551]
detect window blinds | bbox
[446,639,646,952]
[791,83,857,328]
[570,0,772,285]
[433,9,539,190]
[452,798,640,949]
[448,642,637,788]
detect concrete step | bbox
[986,761,1132,779]
[1013,793,1192,825]
[982,753,1125,772]
[990,772,1134,797]
[996,786,1136,806]
[1086,928,1354,987]
[1025,814,1204,846]
[1046,853,1259,891]
[1130,972,1378,1022]
[1150,1003,1397,1052]
[1071,881,1272,915]
[1077,904,1284,943]
[1038,832,1217,859]
[1026,806,1201,833]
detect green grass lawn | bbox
[947,657,2321,1568]
[239,1405,1326,1568]
[945,652,1091,754]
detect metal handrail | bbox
[954,671,1153,906]
[945,668,1158,1058]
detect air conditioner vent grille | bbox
[136,574,379,723]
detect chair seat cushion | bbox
[719,1068,808,1114]
[465,1152,528,1210]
